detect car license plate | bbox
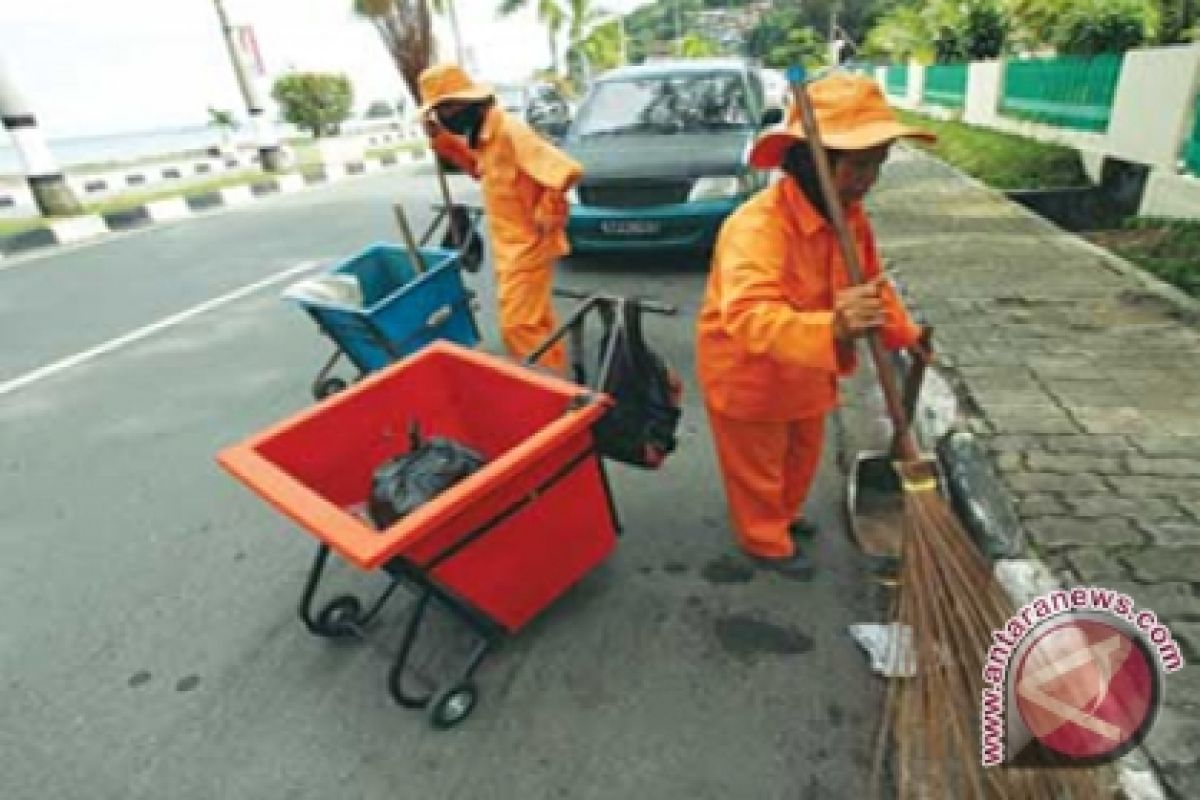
[600,220,661,236]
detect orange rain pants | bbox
[433,109,582,373]
[697,177,921,558]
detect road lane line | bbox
[0,260,322,398]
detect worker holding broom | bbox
[418,64,582,373]
[696,73,934,578]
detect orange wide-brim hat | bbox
[748,73,935,170]
[417,64,495,116]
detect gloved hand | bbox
[422,111,444,139]
[832,276,886,342]
[533,190,570,235]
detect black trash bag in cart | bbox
[368,421,486,530]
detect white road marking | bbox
[0,260,322,398]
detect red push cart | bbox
[217,341,621,728]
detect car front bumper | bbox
[566,196,746,254]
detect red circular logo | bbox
[1014,618,1157,759]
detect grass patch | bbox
[0,217,44,237]
[1087,217,1200,298]
[82,170,272,215]
[895,110,1091,191]
[366,141,423,161]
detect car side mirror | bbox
[761,107,784,126]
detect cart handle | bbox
[553,286,677,316]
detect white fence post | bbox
[907,60,925,109]
[1106,44,1200,171]
[965,60,1004,127]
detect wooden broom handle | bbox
[433,158,460,248]
[787,68,919,463]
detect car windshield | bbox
[496,86,525,111]
[573,71,754,137]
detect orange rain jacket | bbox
[432,108,583,276]
[696,177,921,422]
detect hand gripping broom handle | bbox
[786,66,919,463]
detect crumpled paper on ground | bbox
[849,622,916,678]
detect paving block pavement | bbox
[863,147,1200,797]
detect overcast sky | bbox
[0,0,648,137]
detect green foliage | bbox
[866,0,1008,62]
[894,109,1090,189]
[864,5,935,61]
[743,7,826,68]
[271,73,354,138]
[1112,217,1200,296]
[680,33,719,57]
[933,0,1008,60]
[207,107,239,131]
[1153,0,1199,44]
[1052,0,1151,54]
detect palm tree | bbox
[354,0,451,104]
[497,0,567,74]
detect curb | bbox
[0,148,429,261]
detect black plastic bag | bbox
[368,422,486,530]
[589,301,683,469]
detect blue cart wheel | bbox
[429,682,477,729]
[313,377,348,401]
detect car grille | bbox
[578,181,692,208]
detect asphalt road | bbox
[1,163,884,800]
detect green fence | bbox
[923,63,968,108]
[1187,96,1200,176]
[1000,54,1123,132]
[885,64,908,98]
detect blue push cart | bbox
[286,242,480,400]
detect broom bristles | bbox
[877,483,1117,799]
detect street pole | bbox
[0,57,81,217]
[212,0,284,172]
[828,4,839,66]
[445,0,466,65]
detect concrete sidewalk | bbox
[862,147,1200,798]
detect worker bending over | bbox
[419,65,582,373]
[696,74,934,578]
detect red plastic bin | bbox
[219,341,618,631]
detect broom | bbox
[786,67,1115,799]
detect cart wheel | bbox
[315,595,363,638]
[428,682,478,729]
[314,377,348,400]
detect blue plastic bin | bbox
[295,243,480,375]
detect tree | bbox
[353,0,438,106]
[207,106,239,151]
[863,4,936,62]
[497,0,566,74]
[271,73,354,137]
[931,0,1009,60]
[1052,0,1151,54]
[1004,0,1155,53]
[680,32,719,57]
[1153,0,1198,44]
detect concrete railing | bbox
[0,124,425,219]
[877,44,1200,219]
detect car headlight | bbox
[688,173,757,202]
[566,185,580,204]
